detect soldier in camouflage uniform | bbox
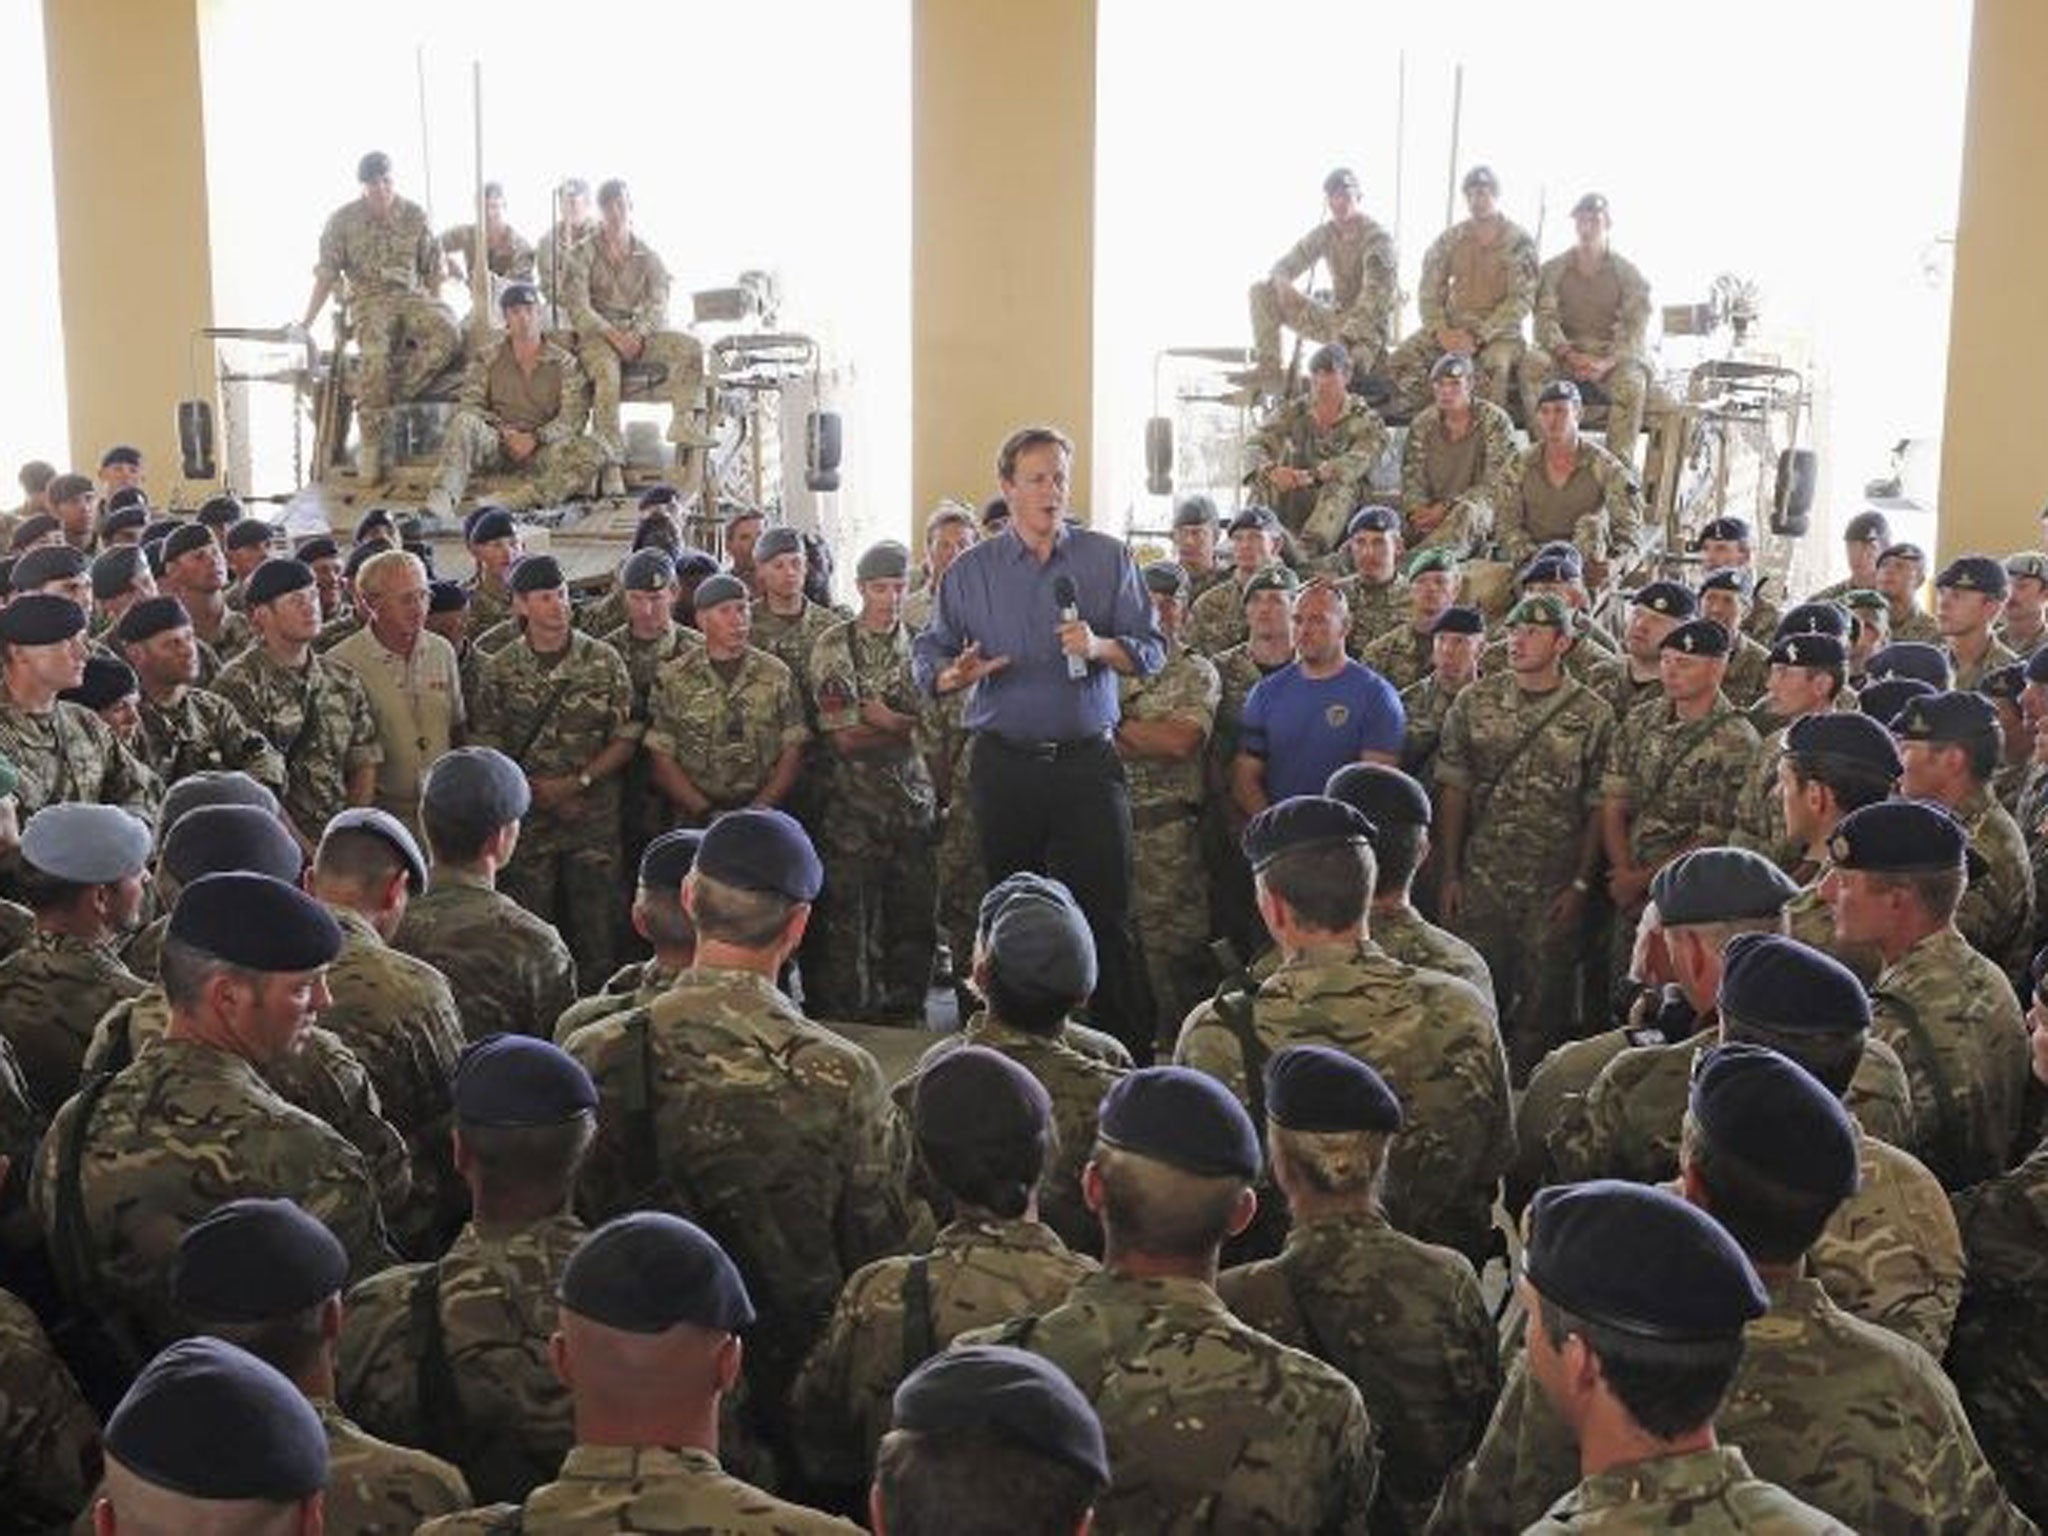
[1245,166,1397,383]
[600,549,703,886]
[0,1285,99,1531]
[1936,554,2020,691]
[1399,351,1518,555]
[1876,540,1942,644]
[439,180,536,292]
[1359,548,1464,693]
[1388,165,1539,411]
[1335,504,1413,655]
[1218,1047,1499,1536]
[300,151,459,484]
[1699,569,1773,710]
[471,555,638,983]
[1166,492,1232,599]
[1204,567,1299,958]
[1731,633,1849,872]
[1582,577,1692,723]
[1523,193,1656,465]
[792,1047,1094,1496]
[117,594,285,793]
[1695,514,1785,647]
[1995,549,2048,659]
[1399,605,1485,783]
[1501,379,1650,583]
[552,831,701,1044]
[460,507,523,652]
[1821,799,2032,1189]
[0,594,157,819]
[1241,342,1389,554]
[1116,562,1221,1047]
[563,812,912,1448]
[1183,504,1285,657]
[1436,595,1615,1077]
[959,1066,1379,1532]
[427,283,608,515]
[807,542,937,1022]
[213,558,382,850]
[340,1036,597,1505]
[30,873,394,1352]
[1178,798,1510,1264]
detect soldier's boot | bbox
[424,485,456,518]
[599,465,627,498]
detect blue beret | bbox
[637,828,702,890]
[1783,712,1902,780]
[105,1338,327,1500]
[892,1345,1110,1487]
[1649,847,1797,927]
[857,540,911,583]
[753,526,803,563]
[114,595,192,645]
[1768,633,1845,670]
[454,1034,597,1126]
[61,655,139,713]
[1242,795,1375,872]
[674,548,720,580]
[509,554,565,594]
[1936,555,2007,598]
[21,802,151,883]
[171,1198,347,1322]
[1429,351,1474,382]
[226,518,276,553]
[1518,555,1581,587]
[1345,505,1401,538]
[1828,798,1973,876]
[1980,662,2027,704]
[914,1044,1052,1149]
[638,483,683,510]
[1773,601,1850,641]
[1698,567,1752,598]
[1427,605,1485,636]
[1855,675,1935,727]
[697,808,822,901]
[1172,494,1219,528]
[1716,934,1870,1035]
[245,559,314,607]
[464,506,517,545]
[428,579,468,613]
[163,804,304,885]
[1661,618,1731,658]
[321,806,427,893]
[1325,762,1432,829]
[1536,378,1581,407]
[168,872,345,971]
[101,443,143,468]
[294,535,340,563]
[162,524,215,564]
[619,549,675,591]
[987,889,1097,1001]
[1866,642,1952,689]
[976,871,1080,937]
[1142,559,1189,597]
[1689,1042,1861,1203]
[1893,688,1998,745]
[498,281,540,312]
[422,746,531,830]
[1228,505,1281,536]
[560,1213,754,1333]
[1629,580,1696,619]
[1265,1044,1402,1132]
[1525,1180,1767,1341]
[159,770,279,835]
[1098,1066,1261,1180]
[1695,515,1753,546]
[0,592,86,645]
[692,573,749,610]
[1308,341,1351,375]
[13,543,87,588]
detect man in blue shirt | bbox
[1231,579,1404,813]
[913,424,1165,1058]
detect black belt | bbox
[980,730,1111,762]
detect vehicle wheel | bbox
[805,411,842,492]
[1772,447,1817,536]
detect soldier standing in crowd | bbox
[1500,380,1649,584]
[1359,549,1464,693]
[470,555,636,981]
[1809,508,1890,604]
[1696,569,1772,709]
[1244,166,1397,389]
[1996,550,2048,657]
[0,594,157,818]
[1524,193,1654,466]
[1166,493,1230,600]
[600,547,700,890]
[1205,565,1300,956]
[551,828,701,1040]
[1585,578,1693,722]
[1693,515,1784,644]
[298,151,458,486]
[1388,165,1538,411]
[1183,505,1284,657]
[1398,606,1484,782]
[1731,632,1848,869]
[1334,506,1411,653]
[1399,352,1517,555]
[459,507,523,651]
[90,544,157,633]
[1242,343,1389,555]
[1936,555,2019,689]
[1877,541,1942,643]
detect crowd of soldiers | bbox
[0,152,2046,1535]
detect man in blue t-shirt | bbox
[1231,580,1404,812]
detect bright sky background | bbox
[199,0,910,541]
[1095,0,1974,557]
[0,0,69,486]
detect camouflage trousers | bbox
[1948,1307,2048,1525]
[1131,805,1213,1050]
[812,816,939,1024]
[935,754,987,985]
[1452,877,1583,1083]
[354,293,460,436]
[578,331,706,457]
[500,812,621,985]
[1403,496,1495,557]
[1387,327,1523,416]
[1273,480,1368,560]
[1521,352,1651,466]
[1246,279,1386,377]
[433,411,608,511]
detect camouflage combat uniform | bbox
[1243,393,1390,553]
[1525,1448,1850,1535]
[0,929,147,1111]
[1183,570,1260,657]
[1359,620,1436,693]
[919,690,985,981]
[319,1395,473,1534]
[642,644,807,817]
[1399,398,1518,554]
[439,219,535,283]
[1524,247,1655,464]
[1948,635,2019,693]
[0,1286,98,1535]
[464,576,514,652]
[789,1214,1096,1486]
[1730,720,1808,872]
[1370,901,1494,1011]
[339,1212,585,1504]
[1341,572,1412,655]
[1500,438,1649,572]
[1953,782,2036,978]
[1249,212,1397,375]
[604,621,704,873]
[134,685,286,792]
[212,643,383,839]
[394,870,580,1043]
[30,1038,395,1348]
[550,957,680,1044]
[808,617,939,1021]
[1606,694,1760,872]
[316,195,459,448]
[562,231,705,456]
[1389,215,1539,410]
[963,1270,1379,1533]
[1869,926,2031,1189]
[1721,631,1773,711]
[1888,600,1941,645]
[471,630,636,982]
[1176,939,1511,1264]
[0,695,156,817]
[433,333,608,511]
[1218,1211,1501,1536]
[1397,670,1469,781]
[1116,640,1220,1047]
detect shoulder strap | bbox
[1276,1259,1341,1367]
[1628,712,1731,829]
[623,1010,664,1199]
[509,676,575,765]
[1466,685,1581,836]
[1874,988,1967,1178]
[411,1261,463,1456]
[899,1254,936,1377]
[1207,939,1269,1127]
[51,1070,147,1375]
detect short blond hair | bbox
[354,548,425,598]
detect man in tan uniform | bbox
[1387,165,1538,411]
[1244,166,1397,388]
[1501,379,1650,586]
[1523,193,1655,466]
[1400,352,1518,555]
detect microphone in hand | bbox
[1053,575,1087,681]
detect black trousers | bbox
[971,731,1151,1062]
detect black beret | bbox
[161,523,215,564]
[100,444,143,469]
[1142,560,1189,598]
[498,281,540,311]
[753,526,804,562]
[294,535,340,563]
[322,806,427,893]
[245,559,315,607]
[987,889,1097,1001]
[1536,378,1581,407]
[139,517,181,547]
[619,549,676,592]
[60,655,138,713]
[160,770,279,834]
[423,746,530,829]
[1689,1041,1861,1203]
[20,802,151,882]
[1629,580,1696,619]
[1698,567,1752,599]
[171,1198,347,1322]
[560,1212,755,1333]
[638,483,683,510]
[697,808,823,901]
[168,872,344,971]
[1866,641,1952,688]
[1518,555,1581,587]
[1980,662,2028,704]
[1324,762,1431,829]
[454,1034,597,1126]
[0,557,19,596]
[1716,934,1871,1035]
[1429,351,1474,382]
[464,506,518,545]
[342,541,384,581]
[1892,688,1998,745]
[914,1044,1052,1150]
[224,519,275,553]
[1783,712,1903,780]
[10,514,62,555]
[104,1338,327,1500]
[1773,601,1850,641]
[1935,555,2007,598]
[856,540,911,583]
[692,573,749,610]
[1227,505,1281,536]
[1098,1066,1262,1180]
[90,546,148,601]
[1843,510,1890,543]
[13,544,87,588]
[674,549,719,579]
[162,804,304,885]
[1827,798,1969,874]
[1649,847,1798,926]
[892,1345,1110,1488]
[1240,566,1300,603]
[1265,1044,1402,1132]
[1661,619,1731,658]
[509,554,565,594]
[357,150,391,182]
[350,507,395,544]
[428,579,468,613]
[1855,676,1935,727]
[1695,516,1753,546]
[1344,505,1401,538]
[197,495,244,528]
[637,827,703,890]
[1241,795,1375,872]
[1172,493,1219,528]
[103,485,148,512]
[100,503,148,537]
[1876,541,1926,567]
[0,592,87,645]
[1768,633,1845,670]
[1427,605,1485,636]
[115,595,192,645]
[1308,341,1351,375]
[632,514,682,554]
[1525,1179,1768,1341]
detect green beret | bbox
[1504,593,1571,630]
[1406,548,1460,578]
[1240,566,1301,605]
